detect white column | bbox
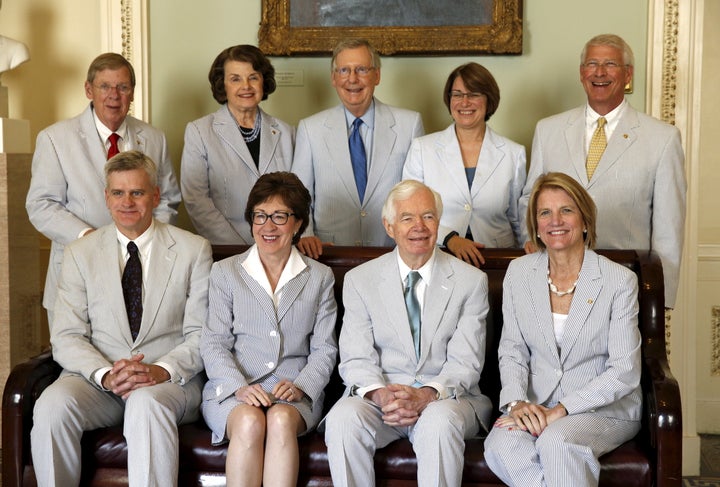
[646,0,704,476]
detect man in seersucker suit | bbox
[519,33,686,309]
[26,52,181,327]
[324,180,492,487]
[30,151,211,487]
[292,38,424,258]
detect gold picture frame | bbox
[259,0,523,56]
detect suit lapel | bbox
[365,100,397,204]
[136,223,176,342]
[377,252,418,361]
[237,257,279,323]
[529,253,562,361]
[276,266,310,323]
[438,125,471,199]
[214,106,259,175]
[562,109,589,185]
[417,252,454,365]
[560,250,602,363]
[98,227,135,345]
[80,105,111,187]
[323,106,360,205]
[258,110,281,174]
[588,107,638,185]
[471,127,505,198]
[125,117,148,155]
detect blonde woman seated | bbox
[484,172,642,487]
[200,172,338,487]
[403,62,526,266]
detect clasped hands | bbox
[101,353,170,400]
[494,401,568,437]
[367,384,438,427]
[234,379,305,408]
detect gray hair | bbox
[105,150,158,188]
[580,34,635,67]
[382,180,443,223]
[331,38,381,72]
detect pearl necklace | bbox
[235,109,261,143]
[547,269,579,297]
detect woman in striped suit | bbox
[200,172,338,487]
[484,172,642,486]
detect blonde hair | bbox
[526,172,597,250]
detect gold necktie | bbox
[586,117,607,180]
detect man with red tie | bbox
[26,52,181,326]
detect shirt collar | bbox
[585,98,626,127]
[116,220,155,257]
[92,104,128,141]
[343,99,375,131]
[242,245,308,298]
[396,247,436,286]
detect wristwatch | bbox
[443,231,459,248]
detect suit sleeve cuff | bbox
[422,382,453,399]
[154,361,182,385]
[354,383,384,398]
[93,366,113,390]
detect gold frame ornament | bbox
[258,0,523,56]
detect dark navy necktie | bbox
[349,118,367,204]
[404,271,422,359]
[122,241,143,340]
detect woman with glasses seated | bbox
[181,44,294,245]
[200,172,338,487]
[403,62,526,266]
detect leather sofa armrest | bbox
[2,350,62,487]
[636,251,682,487]
[642,355,682,487]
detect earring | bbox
[583,229,587,233]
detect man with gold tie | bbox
[324,180,492,487]
[30,152,211,487]
[519,34,686,309]
[26,53,180,327]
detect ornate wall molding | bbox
[102,0,148,120]
[661,0,679,125]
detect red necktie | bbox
[107,133,120,160]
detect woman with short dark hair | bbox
[201,172,337,487]
[181,45,295,245]
[403,62,526,266]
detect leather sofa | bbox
[2,246,682,486]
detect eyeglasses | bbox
[93,83,133,95]
[334,66,376,78]
[449,91,484,101]
[251,211,295,225]
[581,60,627,71]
